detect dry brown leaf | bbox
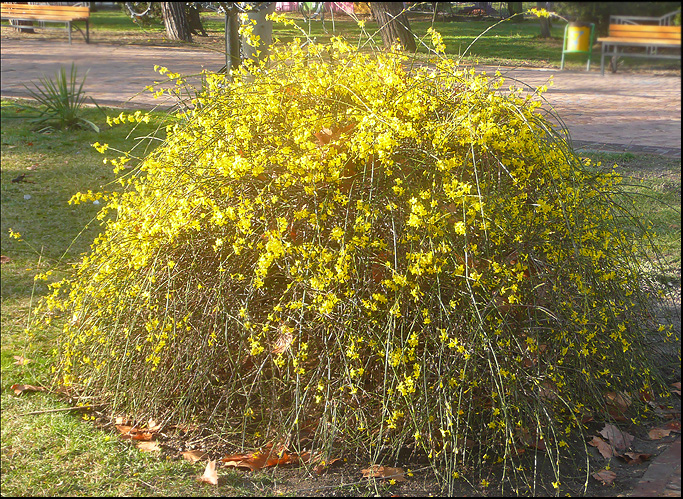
[648,428,672,440]
[538,381,557,401]
[619,452,651,465]
[592,469,617,485]
[605,391,632,417]
[589,435,617,459]
[197,459,218,485]
[221,451,269,471]
[10,384,46,396]
[114,416,127,425]
[182,450,208,463]
[12,355,31,366]
[313,457,343,475]
[516,427,546,450]
[147,418,162,432]
[672,382,682,396]
[361,465,406,482]
[599,424,634,451]
[638,388,655,403]
[137,441,161,452]
[271,328,294,355]
[115,425,155,441]
[1,255,10,264]
[664,420,681,432]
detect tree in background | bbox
[187,3,208,36]
[537,1,552,38]
[507,2,524,21]
[370,2,416,51]
[161,2,193,41]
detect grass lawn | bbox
[1,91,680,496]
[1,8,680,72]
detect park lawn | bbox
[1,90,680,495]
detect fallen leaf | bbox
[516,427,546,450]
[271,328,294,355]
[314,127,334,145]
[599,424,634,451]
[115,425,155,441]
[605,391,632,417]
[638,388,655,403]
[1,255,10,264]
[114,416,127,425]
[137,441,161,452]
[672,382,682,396]
[538,380,557,401]
[147,418,162,432]
[589,435,617,459]
[10,384,46,396]
[619,452,651,465]
[221,451,269,471]
[648,428,672,440]
[314,457,343,475]
[361,465,407,482]
[592,469,617,485]
[197,459,218,485]
[182,450,208,462]
[663,420,681,432]
[13,355,31,365]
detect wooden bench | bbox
[1,3,90,44]
[597,11,681,75]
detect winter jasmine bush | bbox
[36,23,678,494]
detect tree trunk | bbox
[225,8,241,74]
[507,2,524,21]
[242,2,276,63]
[369,2,416,52]
[187,4,207,37]
[537,2,552,38]
[161,2,192,42]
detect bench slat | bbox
[598,37,682,46]
[1,4,89,13]
[609,24,681,33]
[607,25,681,40]
[1,13,89,22]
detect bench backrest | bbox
[1,3,90,20]
[608,24,681,42]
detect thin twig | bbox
[20,406,91,416]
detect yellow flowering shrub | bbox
[38,31,678,491]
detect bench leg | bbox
[86,19,89,43]
[560,51,565,70]
[601,53,605,75]
[68,21,71,44]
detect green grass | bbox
[584,152,682,278]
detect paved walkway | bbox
[1,38,681,157]
[1,38,681,497]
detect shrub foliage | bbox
[39,30,678,491]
